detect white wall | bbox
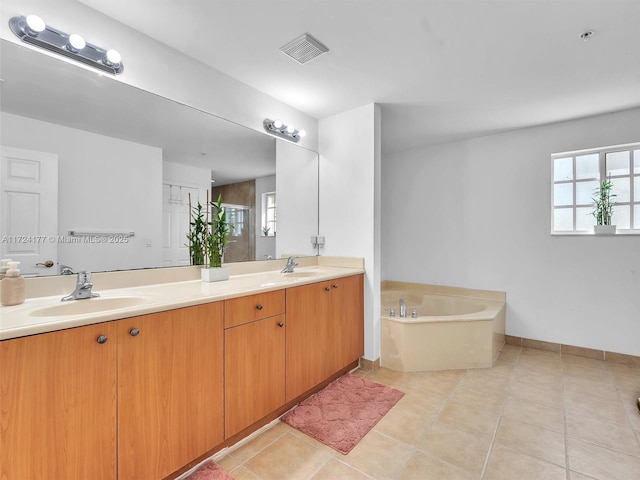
[382,108,640,356]
[255,175,276,261]
[319,103,381,360]
[163,161,210,204]
[2,112,163,272]
[0,0,318,150]
[275,141,318,259]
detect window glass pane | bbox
[554,157,573,181]
[554,208,573,231]
[614,205,630,229]
[611,177,630,203]
[576,206,593,231]
[554,183,573,206]
[576,154,599,179]
[635,177,640,202]
[606,151,630,176]
[576,180,598,205]
[634,206,640,229]
[634,150,640,174]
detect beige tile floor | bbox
[217,345,640,480]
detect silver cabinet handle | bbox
[256,304,263,310]
[130,328,140,337]
[97,335,108,344]
[324,287,331,292]
[277,322,284,327]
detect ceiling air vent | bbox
[280,33,329,64]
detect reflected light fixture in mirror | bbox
[8,15,124,75]
[263,118,306,143]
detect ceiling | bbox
[81,0,640,153]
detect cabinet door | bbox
[285,281,332,401]
[0,322,117,480]
[330,274,365,373]
[117,303,224,480]
[225,314,285,438]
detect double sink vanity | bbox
[0,258,365,480]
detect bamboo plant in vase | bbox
[592,177,617,235]
[188,192,233,282]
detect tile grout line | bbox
[479,344,521,479]
[374,372,425,480]
[561,348,573,479]
[396,367,489,479]
[368,367,471,479]
[563,362,640,461]
[609,361,640,458]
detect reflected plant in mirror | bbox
[206,194,232,268]
[187,200,207,266]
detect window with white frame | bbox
[261,192,276,236]
[552,143,640,233]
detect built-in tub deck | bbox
[381,281,506,372]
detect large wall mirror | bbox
[0,40,319,277]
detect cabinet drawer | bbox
[225,290,285,328]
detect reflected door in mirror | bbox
[162,184,198,267]
[0,146,58,277]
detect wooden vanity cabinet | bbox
[0,272,363,480]
[329,274,365,373]
[117,302,224,480]
[285,274,364,402]
[0,322,118,480]
[224,291,286,438]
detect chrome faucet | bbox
[399,298,407,318]
[281,256,299,273]
[61,271,100,301]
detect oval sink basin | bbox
[31,296,146,317]
[282,271,319,278]
[256,270,320,286]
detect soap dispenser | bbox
[1,261,25,306]
[0,259,12,279]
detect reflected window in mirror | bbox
[262,192,277,237]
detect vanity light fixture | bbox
[263,118,306,143]
[8,15,124,75]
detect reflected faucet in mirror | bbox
[60,264,75,275]
[61,271,99,301]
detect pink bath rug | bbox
[281,373,404,454]
[184,460,235,480]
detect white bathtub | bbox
[381,282,506,372]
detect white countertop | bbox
[0,266,364,340]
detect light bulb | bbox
[25,15,45,35]
[105,49,122,66]
[68,34,86,52]
[286,124,295,134]
[298,129,306,138]
[273,120,282,129]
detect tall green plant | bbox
[206,194,233,268]
[187,201,207,265]
[591,178,616,226]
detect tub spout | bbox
[399,298,406,318]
